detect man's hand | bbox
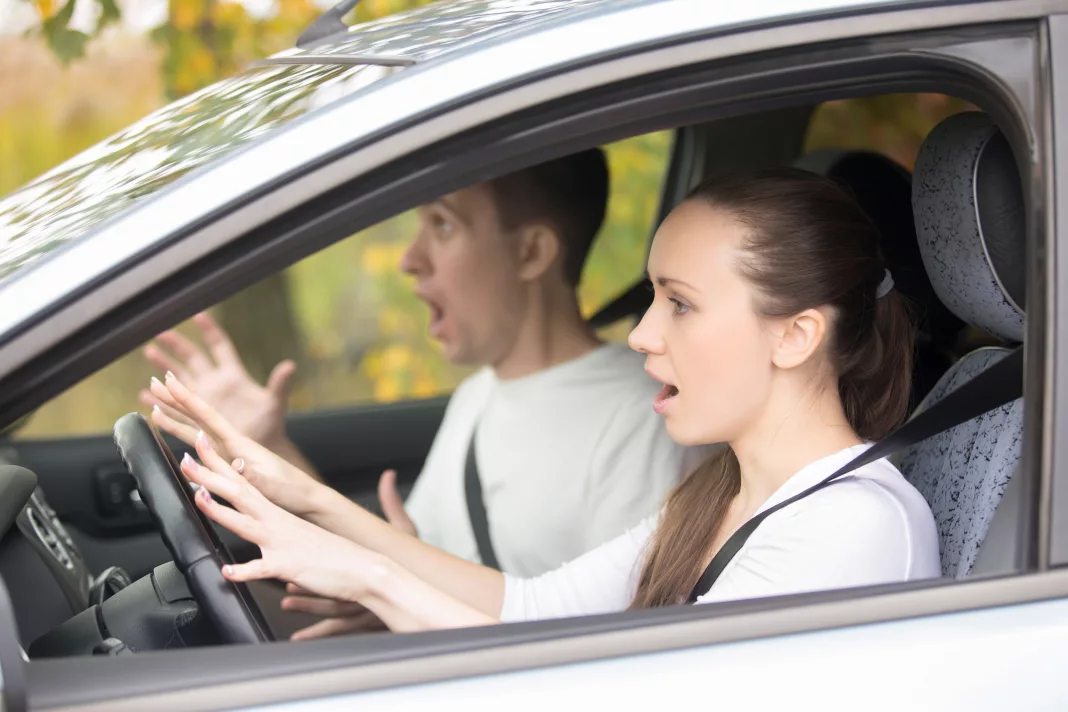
[281,583,388,639]
[377,469,417,537]
[140,312,296,454]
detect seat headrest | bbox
[912,112,1026,342]
[795,149,964,346]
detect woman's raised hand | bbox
[150,372,322,518]
[180,429,381,604]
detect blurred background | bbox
[1,0,973,437]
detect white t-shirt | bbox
[500,443,941,621]
[405,343,703,577]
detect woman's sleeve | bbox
[499,517,657,622]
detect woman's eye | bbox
[669,297,689,315]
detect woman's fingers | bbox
[148,377,196,422]
[222,558,273,583]
[281,594,365,618]
[289,617,364,641]
[180,451,246,503]
[151,405,200,447]
[193,486,263,542]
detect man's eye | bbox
[669,298,689,315]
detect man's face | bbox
[400,184,526,366]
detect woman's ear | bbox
[770,308,828,370]
[516,222,561,282]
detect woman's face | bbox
[628,200,778,447]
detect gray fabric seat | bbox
[897,112,1027,579]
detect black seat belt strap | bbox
[464,425,501,570]
[687,346,1023,603]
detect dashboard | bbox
[0,452,218,656]
[0,455,90,648]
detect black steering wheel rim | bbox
[113,413,272,644]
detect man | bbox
[142,149,698,577]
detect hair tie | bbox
[875,269,895,299]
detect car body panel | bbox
[253,597,1068,711]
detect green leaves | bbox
[25,0,121,64]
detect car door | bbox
[8,2,1065,709]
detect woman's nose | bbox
[628,307,664,355]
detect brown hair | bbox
[631,168,916,609]
[486,148,609,286]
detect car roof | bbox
[0,0,922,346]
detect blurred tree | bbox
[18,0,434,398]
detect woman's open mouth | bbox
[653,383,679,415]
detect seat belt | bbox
[687,346,1024,603]
[464,425,501,570]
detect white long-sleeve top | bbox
[500,444,941,621]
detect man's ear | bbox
[516,222,561,282]
[770,307,829,370]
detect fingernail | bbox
[152,404,161,414]
[196,430,209,448]
[233,458,246,474]
[223,565,233,576]
[199,487,212,503]
[165,370,175,381]
[181,452,194,469]
[151,376,162,386]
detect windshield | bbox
[0,61,393,284]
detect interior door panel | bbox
[6,396,447,579]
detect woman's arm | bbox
[152,373,506,619]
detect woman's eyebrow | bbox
[648,273,701,293]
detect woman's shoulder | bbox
[761,458,940,574]
[786,459,933,531]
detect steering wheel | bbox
[113,413,272,644]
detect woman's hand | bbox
[182,431,498,633]
[150,372,323,518]
[180,430,383,604]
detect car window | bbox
[804,93,976,169]
[12,131,672,436]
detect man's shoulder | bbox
[577,343,660,399]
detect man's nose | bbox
[399,235,427,276]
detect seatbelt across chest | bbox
[464,424,501,570]
[687,347,1024,603]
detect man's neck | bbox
[491,285,601,380]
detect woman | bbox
[149,168,940,634]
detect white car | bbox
[0,0,1064,709]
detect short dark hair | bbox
[486,148,609,286]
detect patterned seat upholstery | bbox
[898,112,1026,579]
